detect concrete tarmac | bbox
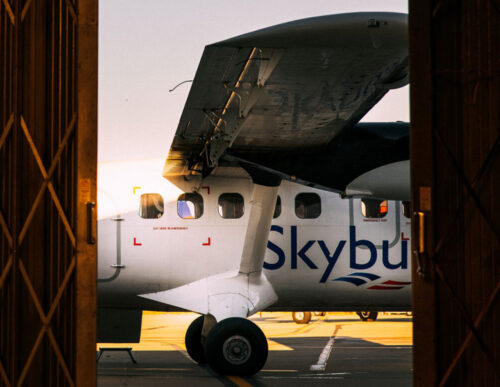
[97,312,412,386]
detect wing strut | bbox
[239,183,279,274]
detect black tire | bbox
[292,311,312,324]
[185,315,206,364]
[205,317,268,376]
[356,311,378,321]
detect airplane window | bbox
[177,193,203,219]
[273,196,281,219]
[402,201,411,219]
[361,199,388,218]
[218,193,244,219]
[139,193,164,219]
[295,193,321,219]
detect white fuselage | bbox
[97,159,411,312]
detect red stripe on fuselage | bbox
[368,285,404,290]
[382,280,411,285]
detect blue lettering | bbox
[265,225,409,279]
[318,240,346,283]
[382,240,408,269]
[264,225,286,270]
[291,226,317,269]
[349,225,377,270]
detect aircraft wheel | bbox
[205,317,268,376]
[185,315,206,363]
[292,311,311,324]
[356,311,378,321]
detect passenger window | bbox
[177,193,203,219]
[273,196,281,219]
[361,199,388,218]
[139,193,164,219]
[295,193,321,219]
[218,193,244,219]
[402,201,411,219]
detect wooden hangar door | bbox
[0,1,97,386]
[410,1,499,386]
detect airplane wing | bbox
[164,12,409,200]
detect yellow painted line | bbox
[267,314,327,338]
[97,338,292,352]
[267,339,293,351]
[226,375,253,387]
[365,337,413,346]
[261,369,298,372]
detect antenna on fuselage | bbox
[169,80,193,92]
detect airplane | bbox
[97,12,410,376]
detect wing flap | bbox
[165,13,409,199]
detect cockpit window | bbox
[178,193,203,219]
[361,199,388,218]
[295,193,321,219]
[139,193,164,219]
[218,193,244,219]
[273,195,282,219]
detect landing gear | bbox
[205,317,268,376]
[356,311,378,321]
[185,315,206,363]
[292,311,312,324]
[314,311,326,316]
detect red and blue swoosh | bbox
[334,273,411,290]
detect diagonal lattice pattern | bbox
[429,9,500,382]
[410,2,500,385]
[18,115,77,247]
[1,0,81,385]
[431,128,500,385]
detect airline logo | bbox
[333,272,411,290]
[264,225,409,284]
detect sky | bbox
[98,0,409,162]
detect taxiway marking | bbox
[227,375,253,387]
[310,324,342,371]
[267,314,327,338]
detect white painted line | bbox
[310,336,335,371]
[261,373,350,380]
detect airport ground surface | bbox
[97,312,413,386]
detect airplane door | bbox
[350,198,401,250]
